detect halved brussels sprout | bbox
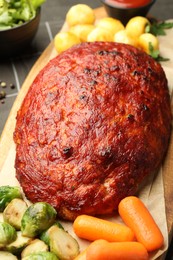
[0,251,18,259]
[49,225,79,260]
[40,221,64,246]
[21,202,57,238]
[0,186,22,212]
[0,222,17,248]
[6,231,32,255]
[3,198,28,230]
[21,239,48,258]
[22,251,59,260]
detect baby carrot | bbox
[73,214,135,242]
[86,239,149,260]
[118,196,164,252]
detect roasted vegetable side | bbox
[0,251,18,259]
[3,198,28,230]
[6,231,32,255]
[40,224,80,260]
[40,221,64,246]
[0,185,80,259]
[0,186,22,212]
[0,222,17,248]
[49,225,80,260]
[22,251,59,260]
[21,202,57,238]
[21,239,48,258]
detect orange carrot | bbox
[118,196,164,251]
[73,214,135,242]
[86,239,149,260]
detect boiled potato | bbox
[114,29,137,47]
[96,17,124,35]
[138,33,159,54]
[126,16,150,38]
[66,4,95,27]
[54,31,81,53]
[69,24,95,42]
[87,27,113,42]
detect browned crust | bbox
[14,42,172,220]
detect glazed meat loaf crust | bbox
[14,42,171,221]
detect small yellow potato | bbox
[54,31,81,53]
[87,27,113,42]
[66,4,95,27]
[96,17,125,35]
[69,24,95,42]
[114,29,138,47]
[138,33,159,54]
[125,16,150,38]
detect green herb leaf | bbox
[155,56,170,62]
[149,42,159,59]
[149,42,169,62]
[146,21,173,36]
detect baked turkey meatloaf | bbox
[14,42,171,221]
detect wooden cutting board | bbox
[0,7,173,259]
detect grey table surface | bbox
[0,0,173,258]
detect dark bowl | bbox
[0,8,41,58]
[100,0,156,25]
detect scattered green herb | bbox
[149,42,170,62]
[146,20,173,62]
[0,0,46,30]
[145,21,173,36]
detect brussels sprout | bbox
[21,239,48,258]
[0,222,17,248]
[49,226,79,260]
[0,186,22,212]
[0,213,3,222]
[6,231,32,255]
[22,251,59,260]
[0,251,18,259]
[21,202,57,238]
[40,221,64,246]
[3,198,28,230]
